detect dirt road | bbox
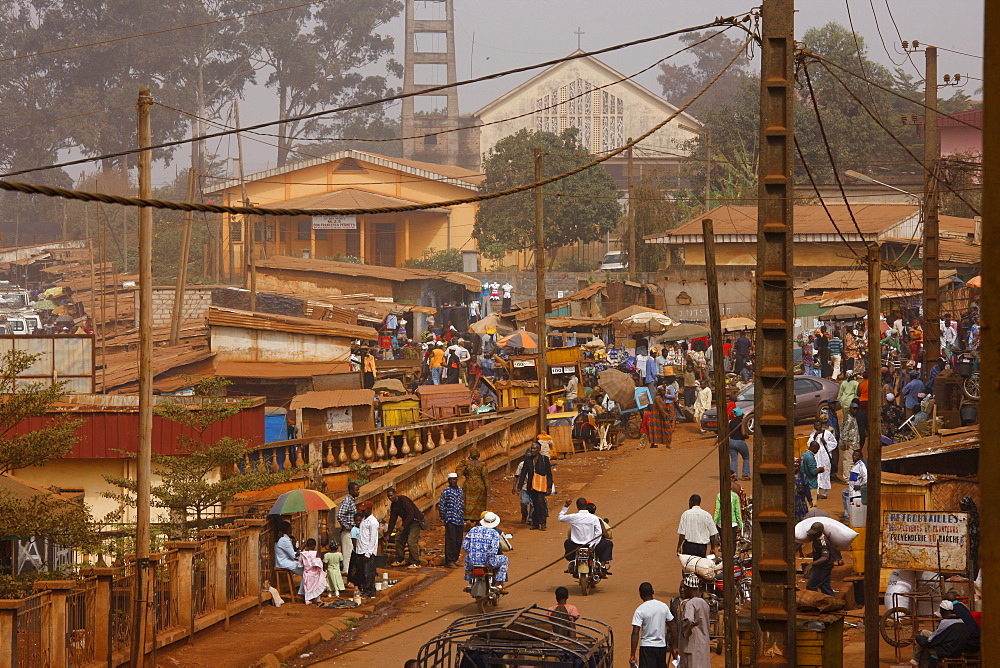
[307,426,725,666]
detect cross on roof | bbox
[574,27,585,50]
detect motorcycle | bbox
[713,553,753,606]
[571,545,608,596]
[466,563,507,614]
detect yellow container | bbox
[851,526,866,574]
[795,434,810,458]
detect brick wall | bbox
[137,287,214,328]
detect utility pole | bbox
[752,0,797,664]
[703,219,737,668]
[979,0,998,654]
[705,129,713,210]
[627,139,637,281]
[864,244,882,666]
[922,46,941,372]
[534,147,548,433]
[131,86,154,668]
[169,168,197,346]
[234,100,256,312]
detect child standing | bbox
[546,586,580,637]
[298,538,325,605]
[323,541,346,596]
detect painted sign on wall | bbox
[881,510,969,573]
[312,215,357,230]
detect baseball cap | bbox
[447,472,458,479]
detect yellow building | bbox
[205,150,484,271]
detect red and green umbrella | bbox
[268,489,337,515]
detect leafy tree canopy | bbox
[657,30,752,116]
[402,247,462,272]
[474,129,621,265]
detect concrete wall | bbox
[210,325,352,363]
[134,286,214,329]
[655,265,754,322]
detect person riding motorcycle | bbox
[559,498,613,573]
[463,512,509,586]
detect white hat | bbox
[447,472,458,479]
[886,393,895,401]
[940,600,955,612]
[480,511,501,528]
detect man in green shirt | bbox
[713,480,744,549]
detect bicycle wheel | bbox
[879,606,915,647]
[963,374,981,400]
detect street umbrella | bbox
[41,287,64,299]
[497,329,538,349]
[620,311,675,333]
[32,299,57,310]
[967,275,982,288]
[819,305,866,321]
[268,489,337,515]
[598,368,638,410]
[721,316,755,332]
[582,338,606,349]
[657,323,710,342]
[373,378,406,394]
[469,313,514,337]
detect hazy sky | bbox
[230,0,986,175]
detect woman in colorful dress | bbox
[297,538,326,605]
[457,448,489,522]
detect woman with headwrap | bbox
[457,448,489,522]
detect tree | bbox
[0,350,96,563]
[657,30,752,116]
[474,129,621,266]
[402,247,462,272]
[249,0,403,166]
[103,377,295,538]
[619,176,693,273]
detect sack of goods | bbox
[677,553,723,580]
[793,517,859,549]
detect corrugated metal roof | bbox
[0,474,59,501]
[607,305,665,322]
[254,255,481,292]
[215,360,350,379]
[289,389,376,410]
[547,316,606,329]
[208,306,378,340]
[881,425,979,462]
[805,270,958,292]
[257,188,449,213]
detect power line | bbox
[0,39,752,218]
[793,137,860,257]
[2,14,755,179]
[844,0,883,122]
[866,0,907,67]
[0,0,328,65]
[881,0,923,77]
[800,61,871,249]
[932,45,983,60]
[812,56,982,216]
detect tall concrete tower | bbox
[401,0,462,166]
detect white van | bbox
[599,250,627,271]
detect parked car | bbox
[599,250,627,271]
[701,375,841,434]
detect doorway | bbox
[373,222,396,266]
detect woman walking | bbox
[457,448,489,522]
[728,407,751,480]
[646,385,676,449]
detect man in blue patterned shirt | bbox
[437,473,465,568]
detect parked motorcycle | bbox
[713,553,753,606]
[571,545,608,596]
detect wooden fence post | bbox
[34,582,74,667]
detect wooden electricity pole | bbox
[131,86,154,668]
[534,147,548,433]
[752,0,797,663]
[704,218,736,668]
[627,139,637,281]
[234,100,256,312]
[169,168,197,346]
[864,244,883,666]
[922,46,941,372]
[980,0,998,653]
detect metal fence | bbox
[110,564,136,655]
[153,552,180,633]
[65,577,98,667]
[227,531,251,601]
[258,524,274,591]
[13,591,52,667]
[192,540,218,619]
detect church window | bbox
[535,76,623,154]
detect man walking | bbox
[803,522,839,596]
[733,332,751,376]
[676,494,719,558]
[437,473,465,568]
[354,501,380,597]
[801,440,822,501]
[842,449,867,524]
[387,487,425,568]
[629,582,675,667]
[808,420,837,498]
[429,342,445,385]
[677,574,711,668]
[335,482,360,576]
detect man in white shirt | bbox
[630,581,675,668]
[559,498,608,571]
[564,374,579,411]
[809,420,837,499]
[842,449,868,522]
[448,340,472,384]
[354,501,380,597]
[676,494,719,558]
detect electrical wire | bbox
[867,0,907,67]
[881,0,922,77]
[0,39,753,218]
[793,137,861,258]
[1,13,755,179]
[932,45,983,60]
[844,0,883,122]
[800,62,871,249]
[811,56,982,217]
[0,0,329,65]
